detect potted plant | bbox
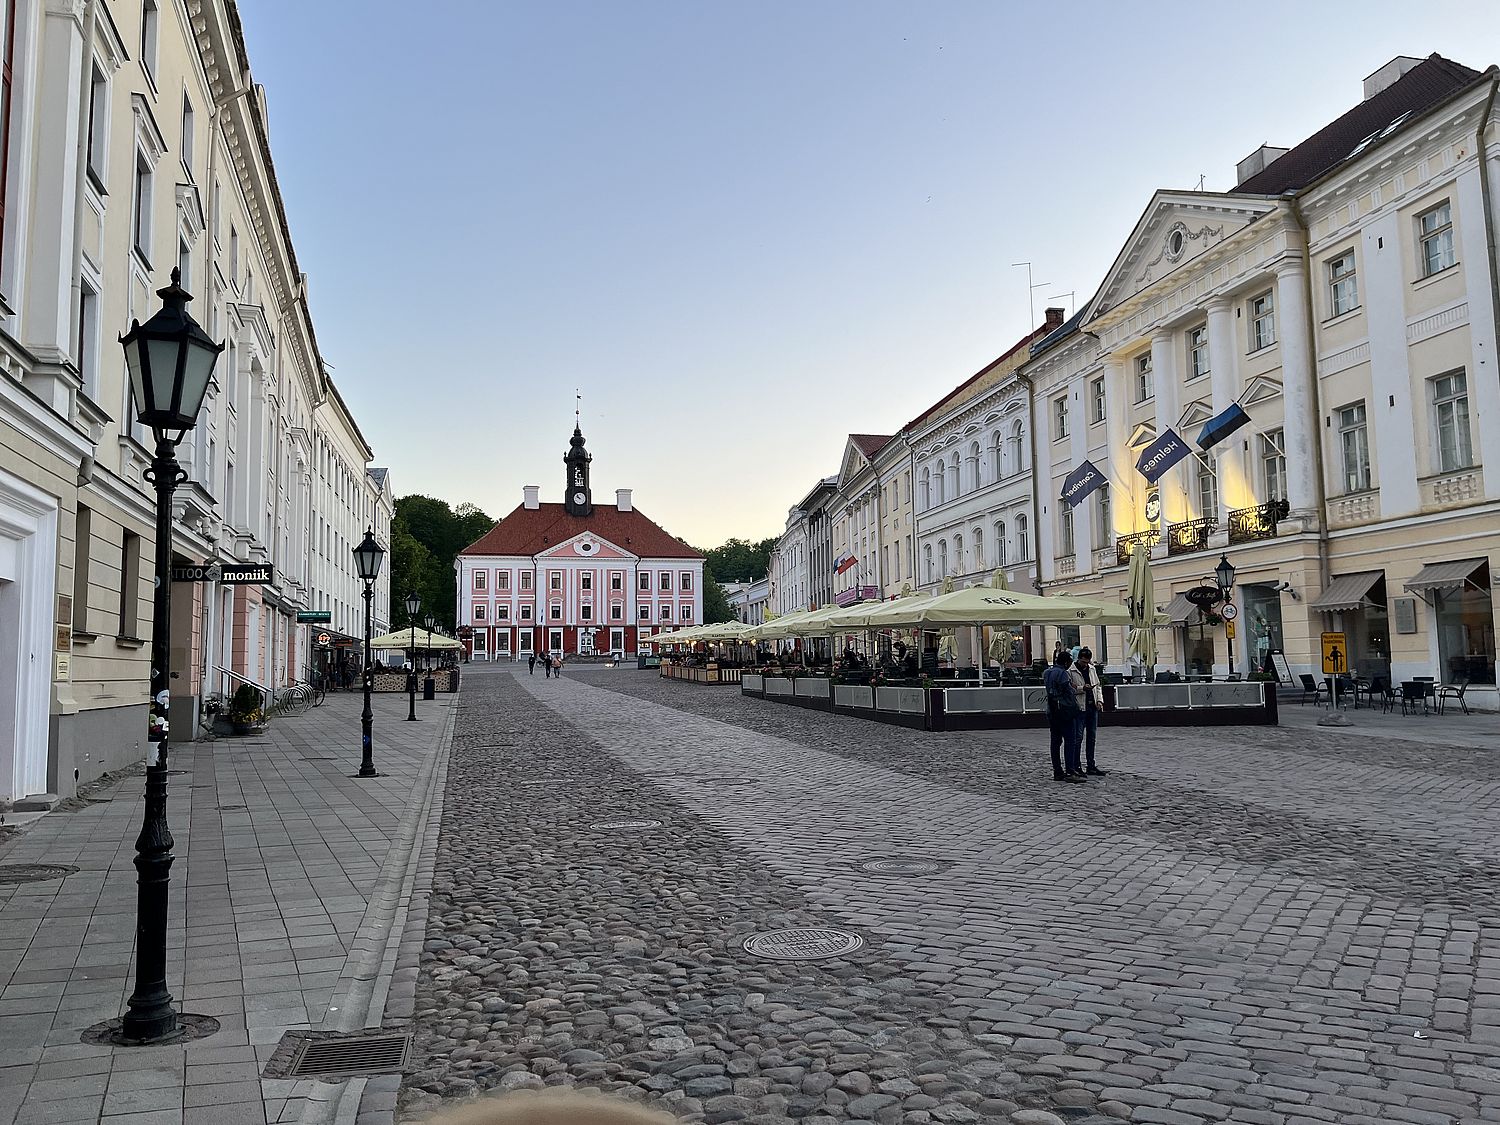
[227,684,264,735]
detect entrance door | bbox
[579,630,594,655]
[0,470,59,802]
[548,628,562,654]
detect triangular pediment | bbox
[1242,375,1284,407]
[837,440,874,489]
[1179,399,1214,429]
[1088,191,1277,318]
[1126,422,1157,449]
[537,532,635,561]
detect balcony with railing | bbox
[1226,499,1290,545]
[1115,531,1161,567]
[1166,517,1216,557]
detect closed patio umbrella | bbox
[1125,542,1158,674]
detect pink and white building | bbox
[455,427,703,660]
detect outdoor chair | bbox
[1365,675,1394,713]
[1225,672,1241,682]
[1399,681,1429,716]
[1437,678,1471,716]
[1325,675,1356,708]
[1297,673,1327,706]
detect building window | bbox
[1053,396,1068,440]
[610,628,624,652]
[934,462,945,504]
[176,237,192,292]
[77,279,101,399]
[132,151,154,263]
[1418,201,1455,277]
[520,605,532,620]
[86,64,108,188]
[140,0,159,79]
[472,630,487,654]
[1010,422,1025,471]
[549,603,561,620]
[1194,454,1218,518]
[229,224,238,282]
[1188,325,1210,380]
[581,604,592,621]
[473,570,486,590]
[661,605,671,620]
[1096,485,1111,542]
[970,442,982,490]
[639,570,650,590]
[995,521,1006,567]
[1260,429,1287,502]
[610,604,622,620]
[1059,506,1074,557]
[497,571,509,590]
[1091,377,1106,424]
[638,605,649,620]
[1249,291,1275,351]
[923,544,933,584]
[1016,515,1029,561]
[973,528,984,570]
[919,468,931,509]
[550,572,561,591]
[990,433,1002,479]
[1338,402,1371,493]
[610,572,622,591]
[548,629,562,653]
[1329,251,1358,316]
[682,605,692,620]
[1136,353,1153,402]
[474,604,486,621]
[119,531,141,637]
[1432,370,1472,472]
[953,534,964,575]
[520,572,532,590]
[73,506,92,635]
[681,572,692,591]
[498,605,509,620]
[938,540,948,579]
[180,93,195,174]
[581,573,591,590]
[0,0,18,252]
[660,571,671,590]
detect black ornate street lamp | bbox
[117,267,223,1044]
[422,611,437,699]
[1214,553,1237,678]
[405,591,421,721]
[352,529,385,778]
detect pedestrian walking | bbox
[553,654,564,677]
[1074,647,1107,776]
[528,653,536,675]
[1043,650,1084,783]
[544,654,553,678]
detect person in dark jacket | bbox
[528,653,537,675]
[1074,647,1107,776]
[1043,650,1084,783]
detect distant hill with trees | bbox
[390,496,494,629]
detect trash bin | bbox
[423,676,435,701]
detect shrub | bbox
[228,684,264,725]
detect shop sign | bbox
[171,563,274,585]
[1184,585,1222,609]
[1320,632,1347,675]
[317,632,332,647]
[297,610,331,623]
[1392,596,1418,635]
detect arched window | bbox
[1016,515,1030,561]
[973,527,985,569]
[924,544,933,584]
[954,534,965,575]
[991,432,1003,479]
[919,468,930,511]
[935,462,945,505]
[950,453,962,496]
[995,520,1007,566]
[969,441,982,490]
[938,539,948,578]
[1010,421,1025,473]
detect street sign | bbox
[1321,632,1347,675]
[1225,620,1237,640]
[171,563,273,585]
[297,610,331,623]
[1221,602,1238,621]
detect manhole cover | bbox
[217,805,246,811]
[590,819,662,830]
[0,864,80,885]
[264,1031,413,1078]
[859,857,951,876]
[743,927,865,962]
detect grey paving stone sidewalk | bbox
[0,688,455,1125]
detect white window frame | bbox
[520,604,532,621]
[473,604,486,621]
[497,604,509,621]
[1091,377,1106,424]
[495,631,510,654]
[471,630,487,654]
[1194,453,1218,518]
[140,0,159,82]
[1059,506,1074,557]
[1338,402,1371,494]
[1431,370,1472,473]
[86,62,110,191]
[473,570,486,590]
[77,271,102,401]
[1095,485,1111,543]
[1329,250,1358,317]
[610,628,624,653]
[1418,201,1455,278]
[1249,290,1275,351]
[1016,515,1029,562]
[549,603,561,620]
[131,147,154,265]
[1053,395,1069,440]
[180,91,195,177]
[1188,325,1210,380]
[1260,429,1286,502]
[1135,353,1153,403]
[548,628,562,653]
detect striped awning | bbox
[1164,592,1199,625]
[1405,558,1487,595]
[1310,571,1384,612]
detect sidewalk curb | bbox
[296,695,460,1125]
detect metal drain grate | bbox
[743,927,864,962]
[286,1032,413,1078]
[859,857,951,876]
[590,819,662,830]
[0,864,80,885]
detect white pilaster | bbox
[1362,213,1420,517]
[1102,359,1131,537]
[1150,330,1189,524]
[1205,298,1238,526]
[1275,262,1320,521]
[1455,165,1500,498]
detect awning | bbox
[1310,571,1384,612]
[1405,558,1487,595]
[1164,593,1199,625]
[1196,403,1253,451]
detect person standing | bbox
[528,653,537,676]
[1043,650,1084,783]
[544,653,553,678]
[1074,647,1107,777]
[553,654,564,677]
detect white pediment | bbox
[537,532,635,561]
[1090,191,1277,317]
[1242,375,1284,407]
[1126,422,1157,449]
[1179,399,1214,429]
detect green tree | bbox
[390,494,494,631]
[703,579,737,624]
[700,535,778,585]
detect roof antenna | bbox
[1011,262,1050,329]
[1195,173,1207,191]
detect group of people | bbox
[527,653,565,678]
[1042,645,1107,783]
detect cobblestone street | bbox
[403,665,1500,1124]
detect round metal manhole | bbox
[859,857,951,876]
[0,864,81,885]
[590,819,662,831]
[743,927,865,962]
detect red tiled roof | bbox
[459,503,703,559]
[850,434,893,459]
[1234,55,1487,195]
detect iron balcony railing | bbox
[1227,499,1290,545]
[1115,530,1161,567]
[1166,517,1217,557]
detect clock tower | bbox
[563,425,593,516]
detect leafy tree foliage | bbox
[390,495,494,630]
[700,536,778,583]
[702,579,737,624]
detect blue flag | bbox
[1196,403,1253,451]
[1135,428,1191,484]
[1060,459,1106,508]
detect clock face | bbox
[573,491,586,505]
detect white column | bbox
[1275,262,1320,521]
[1102,359,1131,538]
[1150,330,1189,526]
[1455,165,1500,498]
[1362,213,1420,516]
[1205,298,1238,526]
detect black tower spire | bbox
[564,424,593,516]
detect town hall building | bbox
[455,428,704,660]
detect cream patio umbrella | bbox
[1125,543,1158,675]
[370,627,462,651]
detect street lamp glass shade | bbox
[423,613,436,632]
[352,530,385,582]
[1215,553,1236,593]
[405,591,422,619]
[120,268,223,440]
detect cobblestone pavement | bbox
[404,664,1500,1125]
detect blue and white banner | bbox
[1060,459,1107,508]
[1134,428,1192,484]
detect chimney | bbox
[616,488,633,512]
[1043,307,1065,331]
[1235,144,1290,185]
[523,485,540,510]
[1363,56,1423,101]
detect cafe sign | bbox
[171,563,274,585]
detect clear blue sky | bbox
[242,1,1500,547]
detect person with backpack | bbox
[1043,649,1084,783]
